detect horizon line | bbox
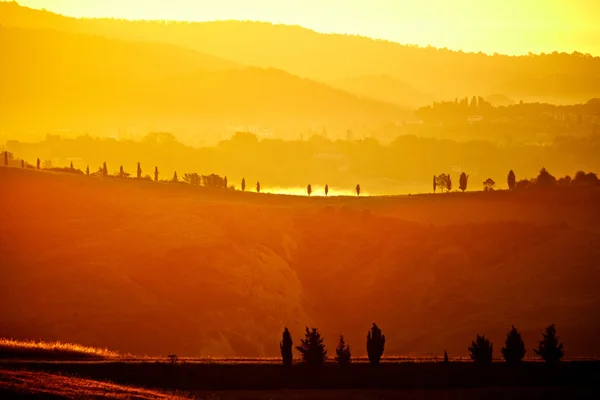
[3,1,598,59]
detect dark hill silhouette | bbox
[0,25,406,138]
[1,2,599,105]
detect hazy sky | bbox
[15,0,600,55]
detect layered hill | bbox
[0,25,405,140]
[2,2,599,106]
[1,167,599,358]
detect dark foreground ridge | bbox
[2,361,599,391]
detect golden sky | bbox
[15,0,600,55]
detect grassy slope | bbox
[0,368,187,399]
[1,167,599,358]
[0,338,120,360]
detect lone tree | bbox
[256,181,261,193]
[173,171,178,182]
[137,162,142,179]
[433,175,437,193]
[356,184,361,196]
[534,324,564,364]
[295,327,327,367]
[224,176,228,189]
[443,350,449,363]
[241,178,246,191]
[119,165,124,178]
[501,325,526,364]
[325,184,329,196]
[483,178,495,191]
[507,170,516,190]
[307,184,312,196]
[468,335,493,365]
[21,159,25,168]
[280,327,293,368]
[102,162,108,177]
[86,165,90,176]
[70,161,74,169]
[36,158,40,170]
[4,151,7,166]
[154,167,159,182]
[335,335,351,366]
[459,172,469,192]
[446,173,452,192]
[366,323,385,366]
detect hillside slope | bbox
[2,2,599,105]
[0,25,405,140]
[1,167,600,358]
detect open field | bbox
[1,166,600,359]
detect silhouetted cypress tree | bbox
[507,170,516,190]
[335,335,351,366]
[154,167,159,182]
[70,161,74,169]
[36,158,40,170]
[356,184,361,196]
[501,326,526,364]
[102,162,108,177]
[366,323,385,366]
[459,172,469,192]
[256,181,260,193]
[241,178,246,191]
[443,350,449,363]
[137,162,142,179]
[534,324,564,364]
[86,165,89,176]
[280,327,293,368]
[307,184,312,196]
[433,175,437,193]
[4,151,7,166]
[468,335,493,366]
[173,171,178,182]
[119,165,124,178]
[446,173,452,192]
[224,176,228,189]
[21,159,24,168]
[325,184,329,196]
[296,327,327,367]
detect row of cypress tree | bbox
[280,324,564,367]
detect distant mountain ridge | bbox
[1,1,599,106]
[0,24,406,141]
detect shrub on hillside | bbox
[468,335,493,365]
[295,327,327,367]
[535,324,564,364]
[501,326,526,364]
[335,335,351,366]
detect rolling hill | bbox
[1,167,599,358]
[2,2,599,105]
[0,25,406,141]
